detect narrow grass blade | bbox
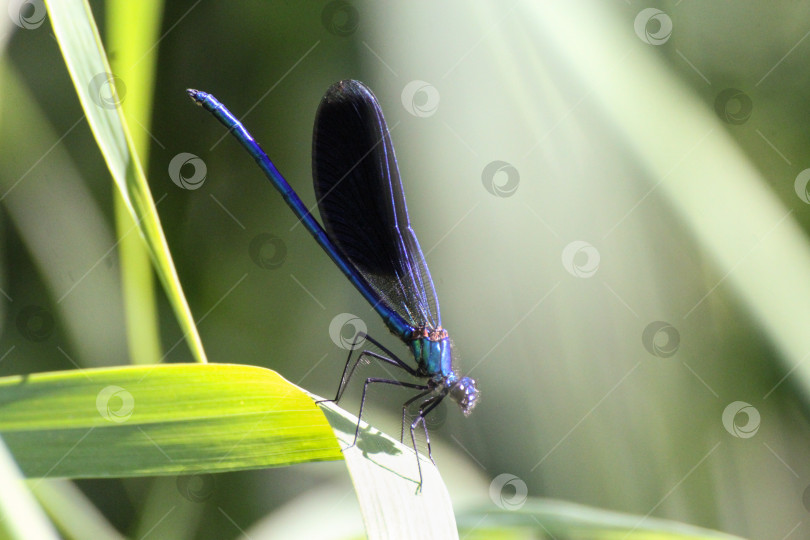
[107,0,165,365]
[458,499,749,539]
[29,480,124,540]
[43,0,207,363]
[0,439,59,539]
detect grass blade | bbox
[43,0,207,363]
[107,0,165,365]
[317,398,459,540]
[459,499,749,539]
[0,439,59,539]
[0,364,341,477]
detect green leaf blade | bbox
[0,364,342,478]
[316,400,460,539]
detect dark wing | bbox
[312,80,441,329]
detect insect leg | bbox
[350,377,428,448]
[316,332,419,406]
[412,394,447,465]
[400,388,434,442]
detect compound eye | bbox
[450,377,479,416]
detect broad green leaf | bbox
[43,0,207,363]
[0,361,457,539]
[0,364,340,477]
[458,499,748,539]
[316,398,459,540]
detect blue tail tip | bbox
[187,88,204,104]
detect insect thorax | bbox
[410,327,453,378]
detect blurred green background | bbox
[2,0,810,538]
